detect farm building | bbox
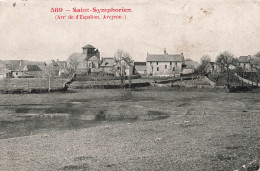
[67,44,101,74]
[11,65,43,78]
[134,62,146,75]
[51,60,68,76]
[100,57,116,74]
[146,49,185,76]
[238,55,253,71]
[114,58,134,76]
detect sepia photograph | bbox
[0,0,260,170]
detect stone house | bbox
[114,58,134,76]
[51,60,68,76]
[134,62,146,75]
[67,44,101,74]
[146,49,185,76]
[238,55,252,71]
[100,57,116,74]
[11,65,42,78]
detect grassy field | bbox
[0,88,259,170]
[0,78,69,90]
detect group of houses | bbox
[0,60,46,79]
[204,55,259,74]
[59,44,190,77]
[0,44,258,79]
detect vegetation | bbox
[113,49,133,89]
[0,89,259,170]
[0,78,68,91]
[196,55,211,75]
[215,51,235,73]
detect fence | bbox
[234,73,260,87]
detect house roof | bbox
[88,55,100,61]
[82,44,96,49]
[68,53,85,61]
[147,53,184,62]
[101,58,115,67]
[238,56,251,63]
[134,62,146,66]
[68,53,100,62]
[122,58,134,67]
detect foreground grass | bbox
[0,88,259,170]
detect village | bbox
[0,44,259,93]
[1,0,260,169]
[0,45,259,170]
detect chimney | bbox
[147,52,149,57]
[164,48,166,55]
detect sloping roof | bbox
[22,65,42,71]
[101,58,115,67]
[82,44,96,49]
[88,55,100,61]
[147,53,184,62]
[238,56,251,63]
[68,53,100,62]
[134,62,146,66]
[67,53,86,62]
[122,58,134,67]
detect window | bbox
[87,48,94,54]
[170,62,172,65]
[150,62,152,65]
[165,65,167,69]
[157,62,158,65]
[16,72,18,75]
[157,67,159,71]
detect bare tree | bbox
[114,49,132,90]
[196,55,211,75]
[44,63,56,92]
[254,51,260,59]
[215,51,235,88]
[66,57,79,79]
[216,51,234,73]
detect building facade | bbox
[146,49,185,76]
[67,44,101,74]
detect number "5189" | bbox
[51,8,63,12]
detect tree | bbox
[44,63,56,92]
[66,57,79,79]
[215,51,235,88]
[254,51,260,58]
[114,49,132,90]
[216,51,234,73]
[196,55,211,75]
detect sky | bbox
[0,0,260,62]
